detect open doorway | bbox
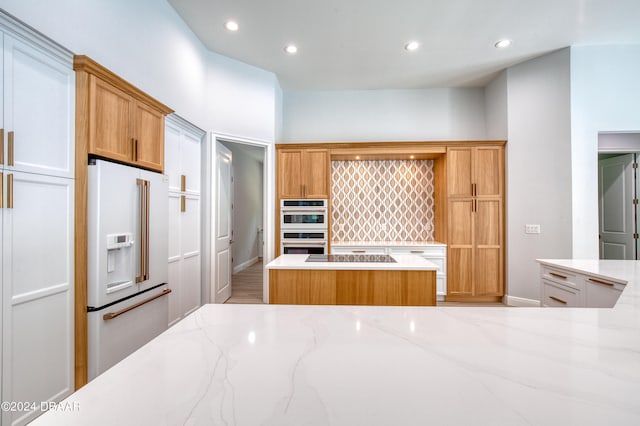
[218,139,266,303]
[598,132,640,259]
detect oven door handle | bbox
[282,241,327,245]
[281,209,327,213]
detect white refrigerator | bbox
[87,159,170,380]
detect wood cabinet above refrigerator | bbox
[73,55,173,173]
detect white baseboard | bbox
[233,257,260,274]
[504,295,541,307]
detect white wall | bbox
[505,49,573,301]
[282,88,486,142]
[570,45,640,258]
[0,0,280,141]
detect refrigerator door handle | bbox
[144,179,150,280]
[103,288,171,320]
[135,178,148,283]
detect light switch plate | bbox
[525,224,541,234]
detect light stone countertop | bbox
[32,259,640,425]
[265,253,439,270]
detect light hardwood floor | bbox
[225,261,264,304]
[223,261,506,306]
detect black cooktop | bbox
[305,254,397,263]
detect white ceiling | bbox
[168,0,640,90]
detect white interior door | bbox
[214,142,233,303]
[598,153,636,259]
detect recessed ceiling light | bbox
[284,44,298,54]
[410,155,415,159]
[494,39,512,48]
[224,20,239,32]
[405,41,420,52]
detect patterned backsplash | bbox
[331,160,435,242]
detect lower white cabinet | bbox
[539,263,625,308]
[331,243,447,300]
[2,172,74,426]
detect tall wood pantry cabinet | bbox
[0,14,75,426]
[446,145,505,301]
[165,116,204,326]
[277,148,330,198]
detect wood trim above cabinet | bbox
[73,56,173,115]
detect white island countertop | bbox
[265,253,439,270]
[33,259,640,426]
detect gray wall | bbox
[282,88,487,141]
[505,49,573,301]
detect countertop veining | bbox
[32,259,640,425]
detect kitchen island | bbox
[32,259,640,426]
[266,254,438,306]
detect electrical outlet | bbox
[525,224,541,234]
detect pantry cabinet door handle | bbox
[7,173,13,209]
[588,278,614,287]
[180,195,186,212]
[549,296,567,305]
[180,174,186,192]
[549,272,568,280]
[0,172,3,209]
[0,128,4,165]
[8,131,14,166]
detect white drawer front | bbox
[389,246,446,256]
[542,280,581,307]
[331,246,387,255]
[541,266,579,290]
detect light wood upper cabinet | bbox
[277,148,329,198]
[133,100,164,171]
[447,146,503,198]
[75,56,173,172]
[89,76,132,163]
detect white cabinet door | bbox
[2,172,74,426]
[181,131,201,195]
[3,34,74,178]
[584,277,624,308]
[165,117,203,324]
[181,195,201,316]
[165,117,203,195]
[164,123,181,193]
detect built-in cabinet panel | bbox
[0,20,75,425]
[165,117,203,327]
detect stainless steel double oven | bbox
[280,199,328,254]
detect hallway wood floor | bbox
[225,261,264,304]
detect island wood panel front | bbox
[269,269,436,306]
